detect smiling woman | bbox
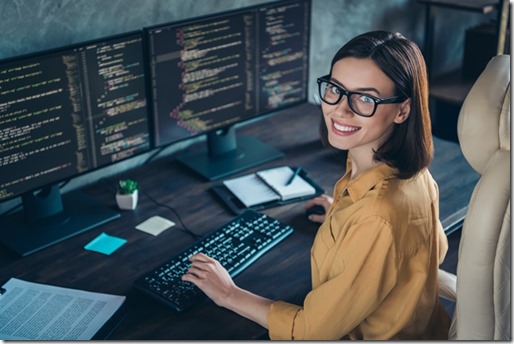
[182,31,451,340]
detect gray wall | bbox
[0,0,491,211]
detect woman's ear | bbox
[394,99,411,124]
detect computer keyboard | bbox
[133,209,294,312]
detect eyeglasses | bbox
[317,75,407,117]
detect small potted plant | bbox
[116,179,139,210]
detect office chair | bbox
[438,54,511,340]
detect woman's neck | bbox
[348,148,378,180]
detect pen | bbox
[286,167,302,186]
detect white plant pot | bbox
[116,189,138,210]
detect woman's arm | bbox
[182,253,273,328]
[183,195,333,326]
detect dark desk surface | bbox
[0,103,479,340]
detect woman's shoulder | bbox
[361,168,436,217]
[370,169,438,249]
[378,168,438,206]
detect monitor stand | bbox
[176,126,284,181]
[0,185,120,257]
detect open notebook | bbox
[222,166,316,208]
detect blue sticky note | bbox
[84,232,127,255]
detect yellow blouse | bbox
[267,160,450,340]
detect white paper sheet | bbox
[136,215,176,236]
[0,278,125,340]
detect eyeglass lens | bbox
[318,80,376,117]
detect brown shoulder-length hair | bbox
[321,31,433,179]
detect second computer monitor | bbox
[146,0,311,180]
[0,31,151,256]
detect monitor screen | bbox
[0,31,151,256]
[146,0,310,180]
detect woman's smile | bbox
[331,119,361,136]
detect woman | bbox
[182,31,451,340]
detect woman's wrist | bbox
[221,286,273,329]
[220,285,245,309]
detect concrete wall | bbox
[0,0,492,211]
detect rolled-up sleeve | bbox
[268,301,302,340]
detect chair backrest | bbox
[450,54,511,340]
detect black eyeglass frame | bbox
[317,75,407,117]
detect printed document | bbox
[0,278,125,340]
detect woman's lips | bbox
[331,119,361,136]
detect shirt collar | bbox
[336,156,397,202]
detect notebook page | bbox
[223,174,280,207]
[256,167,315,201]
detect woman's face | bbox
[321,57,409,154]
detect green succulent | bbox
[118,179,139,194]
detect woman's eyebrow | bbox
[329,77,381,95]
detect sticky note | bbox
[135,215,175,236]
[84,232,127,255]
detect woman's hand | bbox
[304,194,333,223]
[182,253,236,308]
[182,253,273,328]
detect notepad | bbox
[223,166,316,208]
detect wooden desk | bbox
[0,103,479,339]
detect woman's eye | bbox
[358,95,374,103]
[330,86,340,94]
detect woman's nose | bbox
[332,95,353,116]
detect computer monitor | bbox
[146,0,311,180]
[0,31,151,256]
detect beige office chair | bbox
[438,54,511,340]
